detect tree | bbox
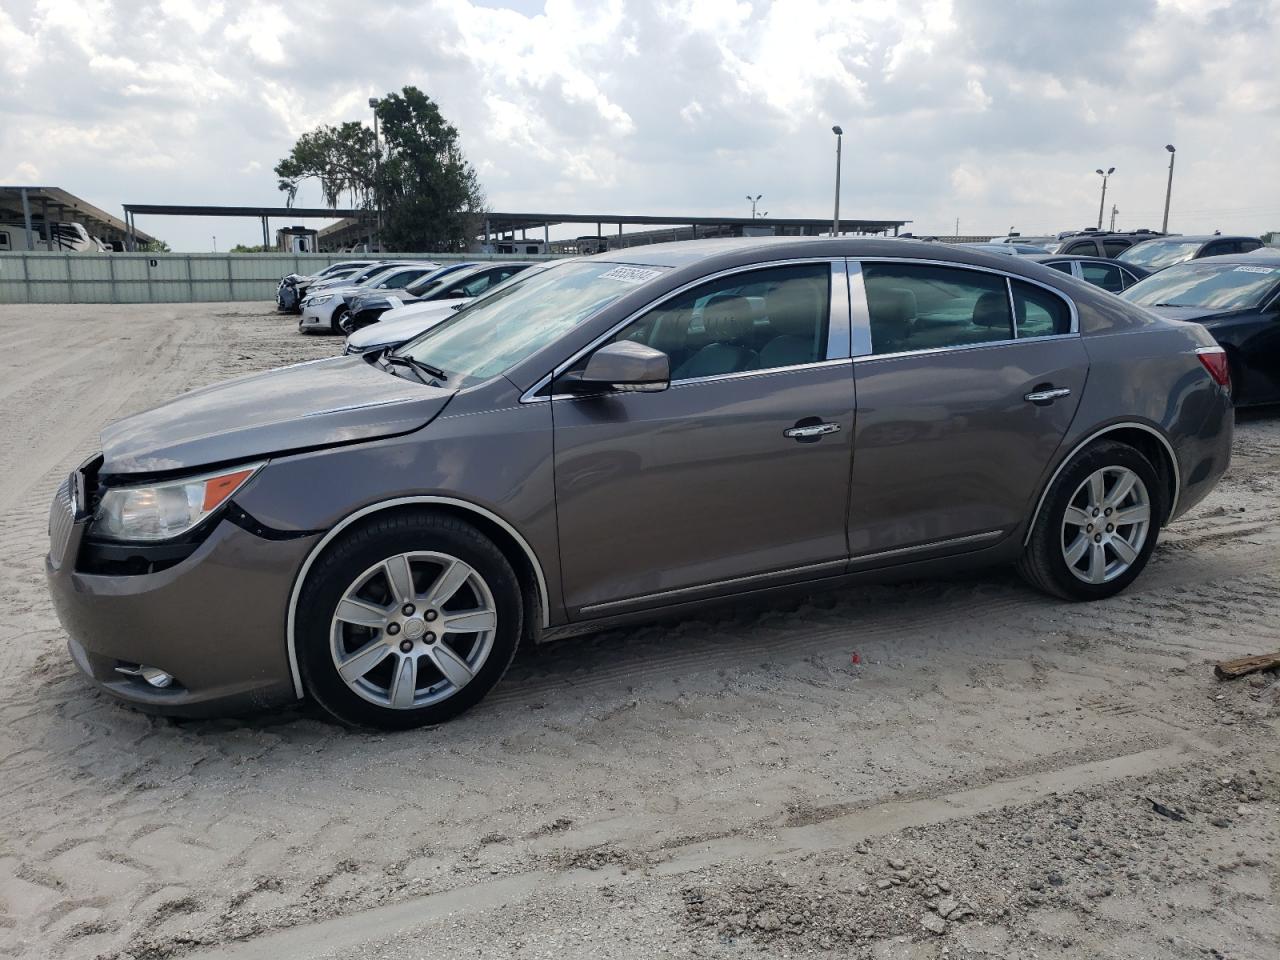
[273,86,485,252]
[230,243,271,253]
[274,122,377,209]
[375,87,486,252]
[138,239,171,253]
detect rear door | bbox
[551,260,855,615]
[847,261,1088,563]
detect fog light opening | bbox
[141,666,175,689]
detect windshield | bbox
[1121,262,1280,310]
[1117,240,1203,269]
[395,261,667,383]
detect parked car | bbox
[1049,229,1165,258]
[344,262,565,356]
[961,242,1051,256]
[1021,255,1149,293]
[47,238,1232,728]
[1120,249,1280,404]
[277,260,378,313]
[1117,235,1264,273]
[343,263,480,331]
[988,235,1055,249]
[341,262,533,333]
[298,263,440,334]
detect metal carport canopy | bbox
[2,186,156,243]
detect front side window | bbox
[863,263,1012,355]
[608,263,831,382]
[1012,279,1072,337]
[1080,261,1125,293]
[1121,262,1280,310]
[398,260,668,383]
[1102,239,1130,257]
[381,270,423,289]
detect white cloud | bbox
[0,0,1276,250]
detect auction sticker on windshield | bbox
[599,266,664,284]
[1233,265,1277,274]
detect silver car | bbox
[46,238,1233,728]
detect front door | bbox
[552,261,855,616]
[848,261,1088,562]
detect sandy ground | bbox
[0,302,1276,960]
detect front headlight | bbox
[92,463,264,542]
[308,294,333,306]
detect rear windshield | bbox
[1117,240,1203,269]
[396,261,669,383]
[1121,262,1280,310]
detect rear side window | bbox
[1011,280,1072,337]
[1080,261,1125,293]
[863,264,1012,355]
[1102,239,1130,257]
[1063,240,1097,256]
[1044,260,1074,275]
[1240,239,1262,253]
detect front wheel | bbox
[330,306,349,334]
[296,512,524,728]
[1018,440,1163,601]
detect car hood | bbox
[347,301,468,351]
[1138,304,1250,324]
[100,356,455,475]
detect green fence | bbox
[0,251,557,304]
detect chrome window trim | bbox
[846,260,874,357]
[828,260,852,359]
[548,358,853,398]
[521,257,848,403]
[1004,277,1019,336]
[1023,422,1181,548]
[851,333,1079,364]
[284,495,552,700]
[849,257,1080,359]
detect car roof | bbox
[589,236,1095,286]
[1163,248,1280,267]
[1132,235,1258,244]
[1023,254,1122,264]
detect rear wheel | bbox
[297,512,523,728]
[1018,440,1163,601]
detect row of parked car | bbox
[276,230,1278,407]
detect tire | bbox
[296,512,524,729]
[1017,439,1163,601]
[330,306,349,334]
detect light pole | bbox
[831,125,843,236]
[747,194,763,219]
[1095,167,1114,229]
[1161,144,1176,234]
[369,97,382,249]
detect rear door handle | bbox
[784,422,841,440]
[1024,387,1071,404]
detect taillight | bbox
[1196,346,1231,389]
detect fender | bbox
[285,495,551,699]
[1023,421,1180,547]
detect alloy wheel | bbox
[1060,466,1151,584]
[329,551,498,709]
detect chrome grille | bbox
[48,476,76,568]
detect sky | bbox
[2,0,1278,251]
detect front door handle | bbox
[784,422,841,441]
[1024,386,1072,405]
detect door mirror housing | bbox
[561,341,670,394]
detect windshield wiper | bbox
[381,353,448,383]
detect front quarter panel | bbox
[232,376,563,621]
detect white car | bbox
[298,263,439,334]
[342,259,568,355]
[343,300,468,355]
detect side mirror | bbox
[561,341,670,394]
